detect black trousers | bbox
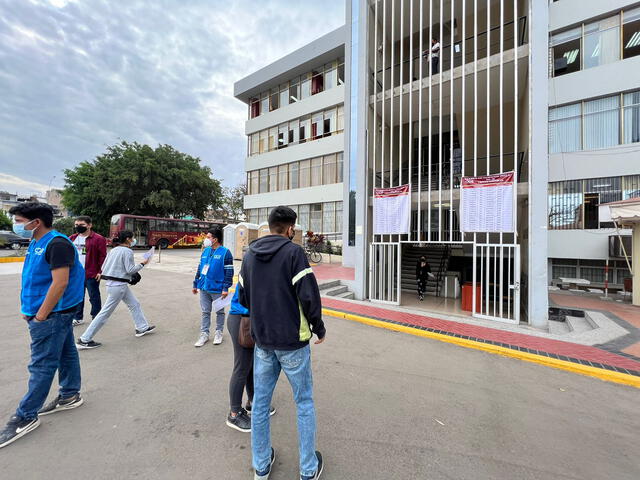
[417,279,427,297]
[431,57,439,74]
[227,314,254,413]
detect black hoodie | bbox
[238,235,326,350]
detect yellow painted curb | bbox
[322,307,640,389]
[0,257,25,263]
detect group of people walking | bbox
[0,202,326,480]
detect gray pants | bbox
[81,284,149,342]
[200,291,225,335]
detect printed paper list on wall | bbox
[461,172,515,233]
[373,185,411,235]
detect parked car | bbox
[0,231,31,250]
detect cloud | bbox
[0,173,59,195]
[0,0,345,195]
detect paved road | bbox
[0,254,638,480]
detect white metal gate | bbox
[472,244,520,324]
[369,243,401,305]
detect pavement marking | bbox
[322,307,640,389]
[0,257,25,263]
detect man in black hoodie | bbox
[238,206,325,480]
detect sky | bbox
[0,0,345,196]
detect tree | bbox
[53,217,75,236]
[62,142,223,234]
[222,184,247,221]
[0,210,12,230]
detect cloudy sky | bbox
[0,0,345,195]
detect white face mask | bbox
[130,238,137,247]
[203,238,213,248]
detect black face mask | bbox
[75,225,88,234]
[288,228,295,241]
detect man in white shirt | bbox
[423,38,440,74]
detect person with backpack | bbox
[238,206,325,480]
[76,230,155,349]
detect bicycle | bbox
[305,245,322,264]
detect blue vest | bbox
[229,287,249,316]
[196,245,229,293]
[21,230,85,316]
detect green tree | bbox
[0,210,12,230]
[62,142,223,233]
[53,217,75,236]
[222,184,247,221]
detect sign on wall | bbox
[373,184,411,235]
[461,172,515,233]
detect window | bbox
[325,62,337,90]
[549,103,581,153]
[623,175,640,199]
[298,204,310,231]
[299,116,311,143]
[623,7,640,59]
[250,133,259,155]
[268,127,277,151]
[301,73,311,99]
[289,80,300,103]
[551,27,581,76]
[289,162,299,189]
[336,152,344,182]
[623,91,640,144]
[548,180,583,229]
[311,157,323,186]
[551,261,577,280]
[324,108,336,136]
[268,167,277,192]
[311,70,324,95]
[323,154,337,184]
[323,202,335,233]
[311,112,323,139]
[260,93,269,116]
[299,159,311,188]
[278,124,288,149]
[250,98,260,118]
[583,15,620,70]
[338,61,345,85]
[337,105,344,132]
[583,96,619,149]
[249,209,258,224]
[259,169,268,193]
[279,83,289,108]
[289,119,299,144]
[270,88,279,111]
[259,130,267,154]
[249,170,259,195]
[335,201,343,232]
[310,203,322,232]
[278,164,288,191]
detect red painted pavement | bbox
[322,297,640,372]
[312,264,355,281]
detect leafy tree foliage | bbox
[0,210,12,230]
[63,142,223,233]
[223,184,247,221]
[53,217,75,236]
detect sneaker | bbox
[72,319,84,327]
[213,330,223,345]
[254,447,275,480]
[301,451,324,480]
[419,295,424,301]
[0,415,40,449]
[194,333,209,348]
[226,409,251,433]
[76,338,102,350]
[38,393,84,416]
[135,325,156,337]
[245,404,276,417]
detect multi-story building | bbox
[547,1,640,292]
[234,27,347,237]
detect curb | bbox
[0,257,25,263]
[322,307,640,389]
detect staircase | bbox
[401,245,451,296]
[318,280,355,300]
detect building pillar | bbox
[633,224,640,306]
[527,0,549,328]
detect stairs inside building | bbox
[401,245,451,296]
[318,280,355,300]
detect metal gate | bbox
[369,243,401,305]
[472,244,520,324]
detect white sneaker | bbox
[194,333,209,348]
[213,330,223,345]
[72,319,84,327]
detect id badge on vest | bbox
[201,264,209,276]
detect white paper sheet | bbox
[212,293,233,312]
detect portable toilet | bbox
[292,224,303,246]
[223,224,237,257]
[235,222,259,259]
[257,222,270,238]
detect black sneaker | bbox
[226,409,251,433]
[135,325,156,337]
[245,404,276,417]
[254,447,275,479]
[301,451,324,480]
[0,415,40,449]
[76,338,102,349]
[38,393,84,416]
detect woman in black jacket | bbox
[416,256,432,301]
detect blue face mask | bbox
[13,219,36,239]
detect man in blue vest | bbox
[0,202,85,449]
[192,228,234,347]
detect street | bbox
[0,251,638,480]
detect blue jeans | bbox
[16,311,81,420]
[252,344,318,477]
[74,278,102,320]
[200,291,225,335]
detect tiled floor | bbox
[401,293,471,317]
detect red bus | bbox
[109,214,224,249]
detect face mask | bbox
[203,238,213,248]
[75,225,88,234]
[13,219,36,239]
[130,238,137,247]
[288,228,295,241]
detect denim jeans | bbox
[252,344,318,477]
[200,291,225,335]
[80,284,149,342]
[16,311,81,420]
[74,278,102,320]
